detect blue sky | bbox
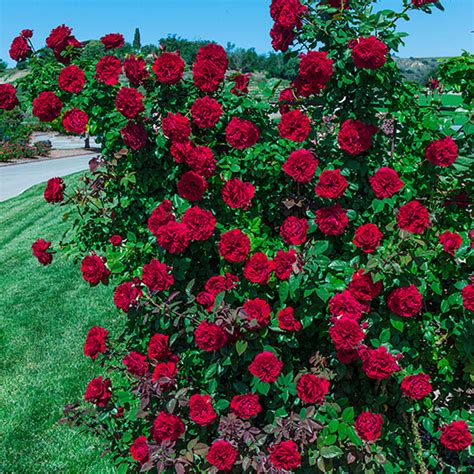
[0,0,472,65]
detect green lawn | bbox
[0,175,117,473]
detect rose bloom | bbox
[315,169,348,199]
[273,249,297,280]
[124,54,149,86]
[329,317,365,350]
[315,204,349,236]
[249,351,283,383]
[387,284,423,318]
[84,376,111,406]
[197,43,228,70]
[0,84,19,110]
[244,252,274,284]
[191,96,222,129]
[81,255,110,286]
[222,178,255,209]
[270,0,306,28]
[230,393,261,419]
[218,229,251,263]
[277,307,302,331]
[148,333,171,361]
[461,284,474,312]
[282,149,318,183]
[296,374,330,404]
[337,349,359,364]
[147,200,175,236]
[95,55,122,85]
[244,298,271,328]
[348,269,383,302]
[231,73,251,95]
[62,108,88,134]
[170,139,193,163]
[440,421,472,451]
[162,112,191,142]
[100,33,124,49]
[193,59,226,93]
[396,200,429,234]
[329,290,364,321]
[353,223,383,253]
[269,440,302,471]
[141,258,174,292]
[46,24,81,59]
[294,50,333,97]
[401,373,432,400]
[359,345,401,380]
[280,216,309,245]
[438,230,462,256]
[351,36,388,70]
[278,109,311,142]
[32,91,62,122]
[189,393,217,426]
[412,0,436,6]
[84,326,108,359]
[425,136,458,167]
[177,171,208,201]
[130,436,149,465]
[195,320,228,352]
[326,0,349,7]
[152,52,185,84]
[369,167,404,198]
[206,440,238,472]
[109,234,122,246]
[113,280,142,312]
[115,87,144,119]
[205,273,238,295]
[152,412,185,444]
[278,86,296,113]
[182,206,216,241]
[354,412,384,442]
[122,351,148,376]
[338,119,376,156]
[225,117,260,149]
[185,146,216,178]
[155,221,191,254]
[58,65,86,93]
[120,121,148,150]
[151,361,177,390]
[32,238,53,265]
[9,36,30,61]
[270,23,295,52]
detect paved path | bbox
[0,154,96,202]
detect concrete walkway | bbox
[0,154,96,202]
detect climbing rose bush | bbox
[9,0,472,472]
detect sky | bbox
[0,0,472,65]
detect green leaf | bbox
[320,445,343,459]
[342,407,354,422]
[236,340,248,356]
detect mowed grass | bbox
[0,174,118,473]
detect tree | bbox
[133,27,141,51]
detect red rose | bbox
[58,65,85,93]
[152,412,185,444]
[81,255,109,286]
[130,436,149,465]
[396,200,429,234]
[182,206,216,241]
[231,73,251,95]
[189,393,217,426]
[277,306,301,331]
[316,204,349,236]
[440,421,472,451]
[84,326,108,359]
[155,221,191,253]
[270,23,295,52]
[273,249,297,280]
[338,119,376,155]
[282,149,318,183]
[147,200,175,236]
[100,33,124,49]
[109,234,122,246]
[46,24,81,60]
[124,54,149,86]
[359,345,401,380]
[351,36,388,70]
[193,60,225,93]
[278,109,311,142]
[152,52,185,84]
[315,169,348,199]
[412,0,436,6]
[244,298,271,328]
[461,284,474,312]
[280,216,309,245]
[170,140,193,163]
[123,351,148,376]
[348,270,383,302]
[95,55,122,85]
[222,178,255,209]
[20,29,33,39]
[425,136,458,167]
[296,374,330,404]
[369,167,404,198]
[387,285,422,318]
[337,349,359,364]
[401,373,432,400]
[194,320,228,352]
[151,361,177,389]
[148,333,171,361]
[278,87,296,113]
[293,51,333,96]
[113,280,142,312]
[205,273,238,295]
[218,229,251,263]
[329,317,365,350]
[206,440,238,472]
[0,84,19,110]
[185,146,216,178]
[438,230,462,256]
[32,238,53,265]
[327,0,349,8]
[230,393,261,419]
[269,440,301,471]
[177,171,208,201]
[353,223,383,253]
[270,0,306,29]
[9,36,30,61]
[197,43,229,71]
[115,87,144,119]
[225,117,260,149]
[84,376,111,406]
[249,351,283,383]
[329,290,364,320]
[120,121,148,150]
[32,91,62,122]
[62,108,88,134]
[191,96,223,129]
[354,412,384,441]
[141,259,174,292]
[162,112,191,142]
[197,291,216,312]
[244,252,274,284]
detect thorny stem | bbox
[409,411,429,474]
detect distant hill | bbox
[394,57,444,84]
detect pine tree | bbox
[133,28,141,51]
